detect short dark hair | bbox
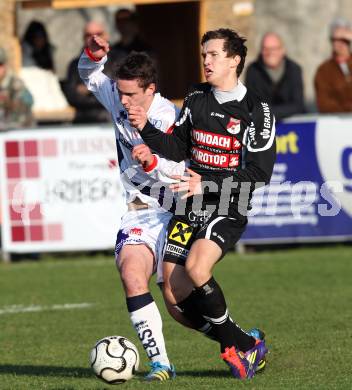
[115,51,157,90]
[201,28,247,77]
[115,8,137,24]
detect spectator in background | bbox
[105,8,153,77]
[64,21,110,123]
[20,21,69,113]
[0,47,34,130]
[314,18,352,113]
[245,32,304,121]
[21,21,55,71]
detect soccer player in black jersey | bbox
[129,28,276,379]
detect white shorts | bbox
[114,208,172,284]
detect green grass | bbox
[1,246,352,389]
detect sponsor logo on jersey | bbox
[210,112,225,118]
[232,137,242,150]
[169,221,193,245]
[228,154,240,167]
[212,231,225,243]
[185,89,203,101]
[150,118,162,130]
[188,209,212,224]
[226,117,241,135]
[192,129,232,151]
[192,147,240,168]
[129,228,142,236]
[245,103,275,152]
[261,102,272,139]
[166,243,189,258]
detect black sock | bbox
[175,290,218,341]
[194,277,238,352]
[194,277,255,352]
[175,281,256,352]
[229,318,256,352]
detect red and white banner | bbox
[0,126,126,253]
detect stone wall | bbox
[0,0,17,70]
[204,0,256,64]
[5,0,352,108]
[252,0,352,106]
[16,4,124,79]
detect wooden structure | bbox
[1,0,254,120]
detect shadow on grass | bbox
[0,364,229,379]
[0,364,92,378]
[136,369,230,379]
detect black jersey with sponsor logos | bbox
[140,82,276,216]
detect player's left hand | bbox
[132,144,154,168]
[169,168,202,199]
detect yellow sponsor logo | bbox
[276,131,299,154]
[169,222,193,244]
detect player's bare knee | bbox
[119,264,148,295]
[185,263,210,285]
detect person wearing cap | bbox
[0,47,34,130]
[314,18,352,112]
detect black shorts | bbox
[164,209,247,266]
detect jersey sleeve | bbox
[142,104,186,181]
[77,50,117,113]
[202,100,276,191]
[140,97,192,162]
[142,154,186,182]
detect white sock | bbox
[129,301,170,367]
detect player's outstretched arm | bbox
[129,105,190,162]
[132,143,186,182]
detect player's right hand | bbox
[128,106,148,131]
[86,35,110,60]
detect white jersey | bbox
[78,52,185,212]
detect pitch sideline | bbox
[0,302,94,315]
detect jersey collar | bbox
[211,80,247,104]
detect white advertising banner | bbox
[0,126,126,253]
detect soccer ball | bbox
[90,336,139,384]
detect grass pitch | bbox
[0,246,351,389]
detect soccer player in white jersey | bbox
[78,34,185,381]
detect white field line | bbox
[0,303,94,315]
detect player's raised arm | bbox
[78,34,117,112]
[129,101,191,163]
[86,34,110,60]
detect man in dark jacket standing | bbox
[245,32,305,121]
